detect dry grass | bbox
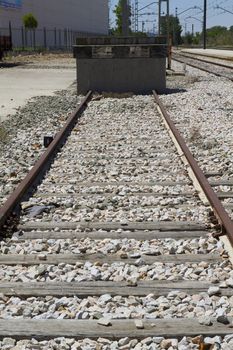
[189,126,201,142]
[0,126,8,143]
[187,76,200,84]
[102,92,134,99]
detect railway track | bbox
[0,91,233,349]
[172,52,233,82]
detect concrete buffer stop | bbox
[73,36,168,94]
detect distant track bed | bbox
[172,52,233,81]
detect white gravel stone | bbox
[198,316,213,326]
[208,286,221,296]
[0,235,224,256]
[97,317,112,326]
[0,59,233,349]
[1,335,233,349]
[134,320,144,329]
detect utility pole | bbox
[203,0,207,49]
[158,1,170,42]
[166,0,171,70]
[122,0,130,36]
[166,0,170,42]
[135,0,139,32]
[158,0,161,34]
[142,21,145,32]
[158,1,171,68]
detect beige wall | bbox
[0,0,109,34]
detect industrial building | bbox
[0,0,109,48]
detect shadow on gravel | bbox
[0,62,25,68]
[160,88,187,95]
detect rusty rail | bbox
[172,54,233,82]
[0,91,92,230]
[174,52,233,71]
[153,90,233,246]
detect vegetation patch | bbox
[0,125,8,143]
[189,126,202,143]
[102,92,134,99]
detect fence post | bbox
[25,28,27,48]
[64,29,67,49]
[33,29,36,50]
[70,30,73,48]
[54,27,57,48]
[69,30,71,47]
[67,29,70,49]
[21,26,24,49]
[66,28,68,49]
[43,27,47,49]
[59,29,61,48]
[9,21,12,49]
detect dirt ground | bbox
[3,52,75,68]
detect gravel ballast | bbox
[16,95,212,225]
[0,260,231,283]
[1,292,233,320]
[0,335,233,350]
[0,90,82,206]
[0,55,233,349]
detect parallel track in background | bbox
[172,52,233,81]
[0,91,233,345]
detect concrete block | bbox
[73,36,167,94]
[76,58,166,94]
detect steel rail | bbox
[175,52,233,71]
[153,91,233,246]
[0,91,92,230]
[172,54,233,82]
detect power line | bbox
[133,1,159,33]
[215,5,233,15]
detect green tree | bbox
[23,13,38,29]
[113,0,131,35]
[182,32,194,46]
[22,13,38,48]
[192,32,201,45]
[205,26,233,46]
[160,15,182,45]
[207,26,227,37]
[183,26,233,47]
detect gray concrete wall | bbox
[77,58,166,94]
[0,0,109,34]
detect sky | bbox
[109,0,233,34]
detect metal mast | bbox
[158,0,161,34]
[122,0,130,36]
[135,0,139,32]
[203,0,207,49]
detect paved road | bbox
[0,67,76,122]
